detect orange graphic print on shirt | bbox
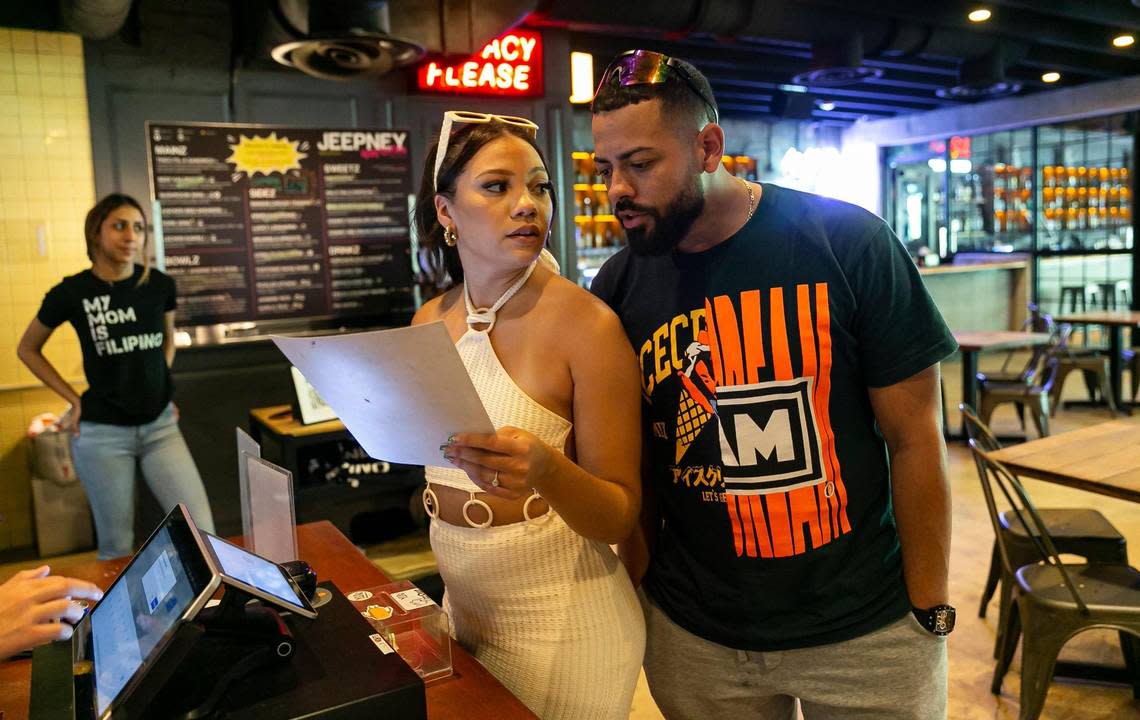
[708,284,851,558]
[675,331,716,463]
[642,284,852,561]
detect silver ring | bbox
[491,471,500,488]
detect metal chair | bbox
[961,404,1127,663]
[980,305,1056,385]
[1048,323,1119,416]
[970,442,1140,719]
[977,356,1060,438]
[1124,347,1140,403]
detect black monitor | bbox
[201,533,317,619]
[86,504,218,719]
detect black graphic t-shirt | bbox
[37,265,177,426]
[591,184,957,651]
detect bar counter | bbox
[919,259,1031,332]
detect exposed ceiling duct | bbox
[263,0,540,80]
[531,0,1043,112]
[59,0,133,40]
[269,0,424,80]
[936,47,1023,100]
[791,34,883,87]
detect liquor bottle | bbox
[595,190,610,216]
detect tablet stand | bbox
[135,588,296,720]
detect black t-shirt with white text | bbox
[591,184,957,651]
[37,265,176,426]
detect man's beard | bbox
[617,176,705,256]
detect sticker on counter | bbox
[365,604,394,620]
[346,590,374,602]
[368,633,395,654]
[391,588,435,612]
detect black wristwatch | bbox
[912,604,956,636]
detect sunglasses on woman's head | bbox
[433,110,540,190]
[592,49,719,124]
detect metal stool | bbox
[1059,285,1087,313]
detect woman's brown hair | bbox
[84,193,151,286]
[413,120,557,289]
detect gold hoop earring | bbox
[444,227,458,246]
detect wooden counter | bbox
[918,259,1029,276]
[0,522,536,720]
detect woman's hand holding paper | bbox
[441,426,560,500]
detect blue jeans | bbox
[71,403,216,559]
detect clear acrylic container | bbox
[346,580,452,682]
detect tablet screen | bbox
[204,534,315,617]
[90,507,216,719]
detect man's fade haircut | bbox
[590,55,718,129]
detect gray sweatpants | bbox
[641,592,947,720]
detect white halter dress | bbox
[424,260,645,720]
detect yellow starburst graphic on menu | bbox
[225,132,307,176]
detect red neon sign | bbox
[949,136,971,160]
[416,29,543,97]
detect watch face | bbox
[933,607,955,634]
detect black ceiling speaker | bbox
[270,0,424,80]
[936,46,1022,99]
[791,34,883,87]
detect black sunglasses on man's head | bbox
[593,49,719,124]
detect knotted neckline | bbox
[463,259,539,332]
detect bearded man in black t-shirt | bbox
[588,51,957,719]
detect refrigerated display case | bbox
[884,141,947,260]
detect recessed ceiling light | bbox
[1113,34,1135,48]
[818,101,836,111]
[1041,71,1061,83]
[967,8,992,23]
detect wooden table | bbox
[985,417,1140,686]
[985,416,1140,503]
[950,331,1054,439]
[1055,310,1140,413]
[249,404,347,437]
[0,522,535,720]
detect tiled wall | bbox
[0,28,95,552]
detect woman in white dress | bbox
[411,111,645,720]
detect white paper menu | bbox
[272,322,493,466]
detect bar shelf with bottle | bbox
[885,112,1135,323]
[571,150,762,287]
[1035,115,1133,317]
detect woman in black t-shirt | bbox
[16,194,215,559]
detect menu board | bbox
[146,123,414,326]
